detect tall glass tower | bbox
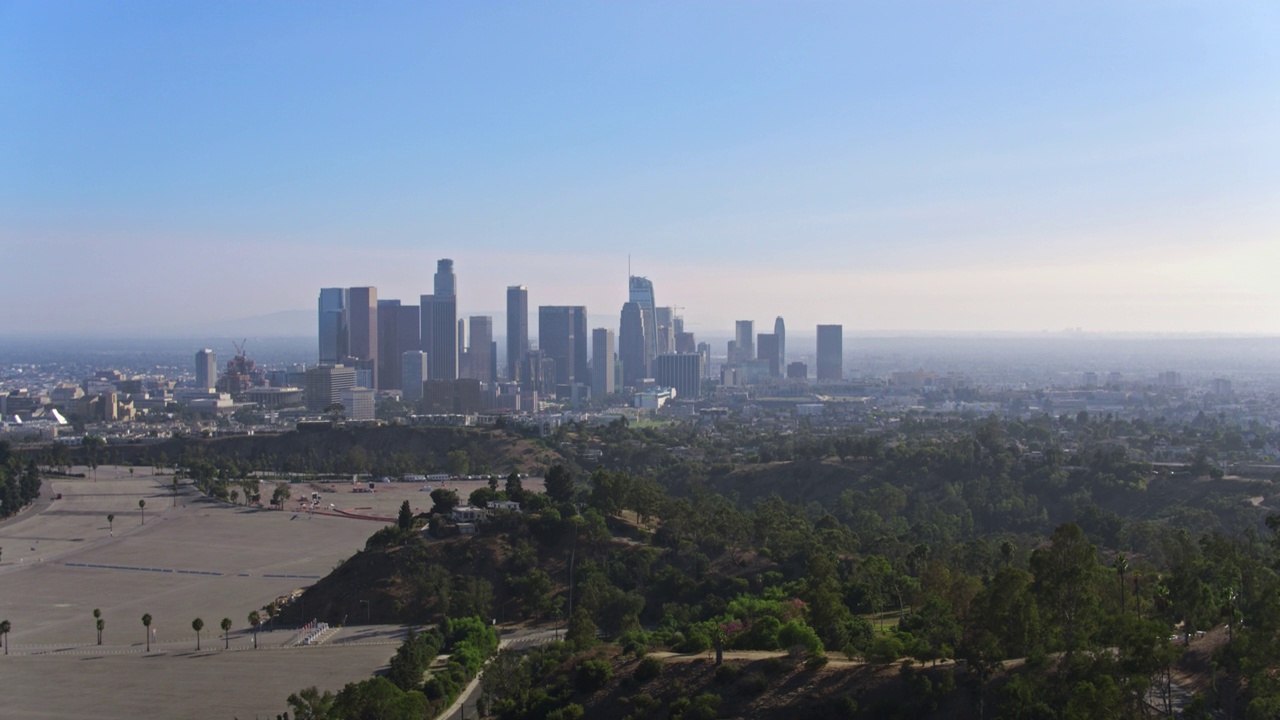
[318,287,348,364]
[816,324,843,381]
[774,316,786,369]
[506,285,528,382]
[628,276,657,368]
[619,301,648,388]
[422,259,458,380]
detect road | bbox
[441,627,562,720]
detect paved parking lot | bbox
[0,466,449,719]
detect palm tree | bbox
[106,514,114,535]
[93,608,103,645]
[192,618,204,651]
[142,614,152,652]
[266,601,279,631]
[0,619,10,655]
[220,618,232,650]
[138,498,146,525]
[1114,554,1129,615]
[248,610,261,649]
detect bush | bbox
[714,663,743,684]
[546,703,585,720]
[739,671,769,695]
[804,653,829,671]
[671,693,722,720]
[761,657,787,676]
[777,620,824,656]
[867,633,905,665]
[626,692,661,714]
[620,629,652,657]
[575,658,614,695]
[677,625,712,654]
[634,655,663,683]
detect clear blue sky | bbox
[2,1,1277,335]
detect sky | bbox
[2,1,1278,336]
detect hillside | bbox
[549,646,974,720]
[278,514,779,629]
[704,456,1275,554]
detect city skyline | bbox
[3,3,1278,335]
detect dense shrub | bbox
[714,663,743,684]
[778,620,823,656]
[546,703,585,720]
[634,655,663,683]
[575,658,615,694]
[739,671,769,695]
[670,693,722,720]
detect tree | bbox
[106,514,114,535]
[446,450,469,477]
[505,471,523,496]
[0,619,9,655]
[397,500,414,532]
[138,498,146,525]
[192,618,204,651]
[565,608,598,650]
[1114,554,1130,616]
[142,613,153,652]
[544,464,574,504]
[1032,523,1101,655]
[429,488,459,516]
[93,608,103,645]
[248,610,261,649]
[272,482,291,510]
[287,686,336,720]
[324,402,346,422]
[220,617,232,649]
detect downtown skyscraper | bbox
[592,327,615,399]
[539,305,588,391]
[733,320,754,363]
[376,300,420,391]
[317,287,349,364]
[628,276,658,369]
[774,316,786,369]
[463,315,494,383]
[506,285,528,382]
[816,324,843,381]
[195,348,216,390]
[619,301,648,388]
[421,259,458,380]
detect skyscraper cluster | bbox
[316,260,846,412]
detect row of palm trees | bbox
[0,611,258,655]
[137,612,263,652]
[0,606,268,659]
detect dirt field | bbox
[0,466,454,719]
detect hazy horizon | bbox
[3,306,1280,343]
[3,2,1278,335]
